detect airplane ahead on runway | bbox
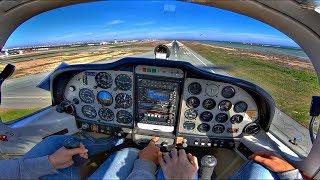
[0,1,320,179]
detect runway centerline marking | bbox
[182,45,215,73]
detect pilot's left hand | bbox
[48,143,88,169]
[139,137,161,164]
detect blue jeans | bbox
[90,149,277,180]
[229,160,279,180]
[23,135,124,179]
[25,135,277,180]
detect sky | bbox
[4,1,300,48]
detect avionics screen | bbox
[146,89,170,101]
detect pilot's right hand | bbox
[48,143,88,169]
[249,152,295,173]
[159,148,199,180]
[139,137,161,164]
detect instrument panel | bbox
[55,58,273,147]
[178,78,258,138]
[64,70,134,127]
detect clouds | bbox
[107,19,124,25]
[134,21,155,26]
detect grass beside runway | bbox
[0,108,41,123]
[184,41,320,127]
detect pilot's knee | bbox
[43,135,73,144]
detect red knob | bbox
[0,134,8,141]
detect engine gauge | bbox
[230,114,244,124]
[212,124,225,134]
[244,123,261,134]
[197,123,210,133]
[98,108,114,121]
[116,110,133,124]
[200,111,213,122]
[95,72,113,89]
[115,93,132,109]
[183,121,196,130]
[221,86,235,98]
[215,113,228,123]
[82,105,97,119]
[115,74,132,91]
[186,96,200,108]
[188,82,202,95]
[97,91,113,106]
[205,84,219,97]
[202,98,216,110]
[234,101,248,113]
[184,109,198,120]
[79,88,95,104]
[218,100,232,111]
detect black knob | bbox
[199,155,217,180]
[62,137,88,167]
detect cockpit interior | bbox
[0,0,320,179]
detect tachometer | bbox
[218,100,232,111]
[97,91,113,106]
[221,86,235,98]
[186,96,200,108]
[188,82,202,95]
[115,93,132,109]
[116,110,133,124]
[79,88,95,104]
[98,108,114,121]
[202,98,216,110]
[82,105,97,119]
[200,111,213,122]
[95,72,113,89]
[115,74,132,91]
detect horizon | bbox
[3,39,302,50]
[3,1,301,49]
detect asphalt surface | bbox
[0,42,312,156]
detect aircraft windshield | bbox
[0,1,319,157]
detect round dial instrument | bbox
[186,96,200,108]
[230,114,244,124]
[200,111,213,122]
[202,98,216,110]
[116,110,133,124]
[197,123,210,132]
[215,113,228,123]
[79,88,95,104]
[212,124,225,134]
[98,108,114,121]
[115,93,132,109]
[221,86,235,98]
[183,121,196,130]
[95,72,113,89]
[115,74,132,91]
[218,100,232,111]
[97,91,113,106]
[205,84,219,97]
[244,123,261,134]
[184,109,198,120]
[82,105,97,119]
[188,82,202,95]
[234,101,248,113]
